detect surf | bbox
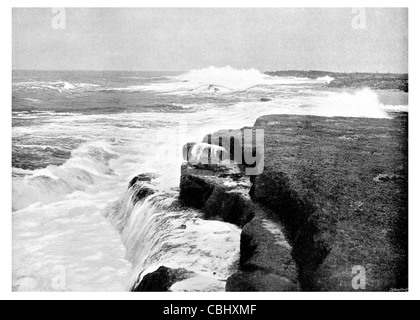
[11,68,408,292]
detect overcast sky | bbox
[12,8,408,73]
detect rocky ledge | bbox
[179,112,408,292]
[179,132,300,291]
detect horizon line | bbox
[11,69,409,75]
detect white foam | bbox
[110,192,241,291]
[12,141,119,211]
[316,75,335,84]
[13,200,131,292]
[117,66,318,95]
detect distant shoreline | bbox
[265,70,408,92]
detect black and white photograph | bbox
[2,1,419,303]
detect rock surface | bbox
[131,266,195,292]
[251,113,408,291]
[128,173,156,205]
[178,112,407,292]
[226,211,299,291]
[180,131,299,291]
[179,162,254,227]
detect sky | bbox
[12,8,408,73]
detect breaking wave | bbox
[12,142,118,211]
[177,66,268,91]
[13,81,100,93]
[124,66,320,94]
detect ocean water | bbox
[12,66,408,292]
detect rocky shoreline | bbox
[132,111,408,292]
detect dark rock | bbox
[250,167,330,290]
[202,187,255,228]
[131,266,194,292]
[260,98,272,102]
[250,167,315,239]
[251,114,408,291]
[131,185,155,205]
[179,162,255,227]
[239,214,297,275]
[179,167,217,209]
[227,212,299,291]
[179,161,298,291]
[128,173,155,189]
[129,173,157,205]
[226,271,297,292]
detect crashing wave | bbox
[12,142,118,211]
[124,66,318,95]
[176,66,267,91]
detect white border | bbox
[1,0,418,300]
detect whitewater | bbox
[12,66,408,291]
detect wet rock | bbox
[132,185,155,205]
[179,162,255,227]
[179,166,218,209]
[129,173,157,205]
[128,173,156,188]
[203,187,255,227]
[131,266,195,292]
[180,161,298,291]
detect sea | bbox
[12,66,408,291]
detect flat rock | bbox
[251,114,408,291]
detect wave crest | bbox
[12,142,118,211]
[177,66,267,91]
